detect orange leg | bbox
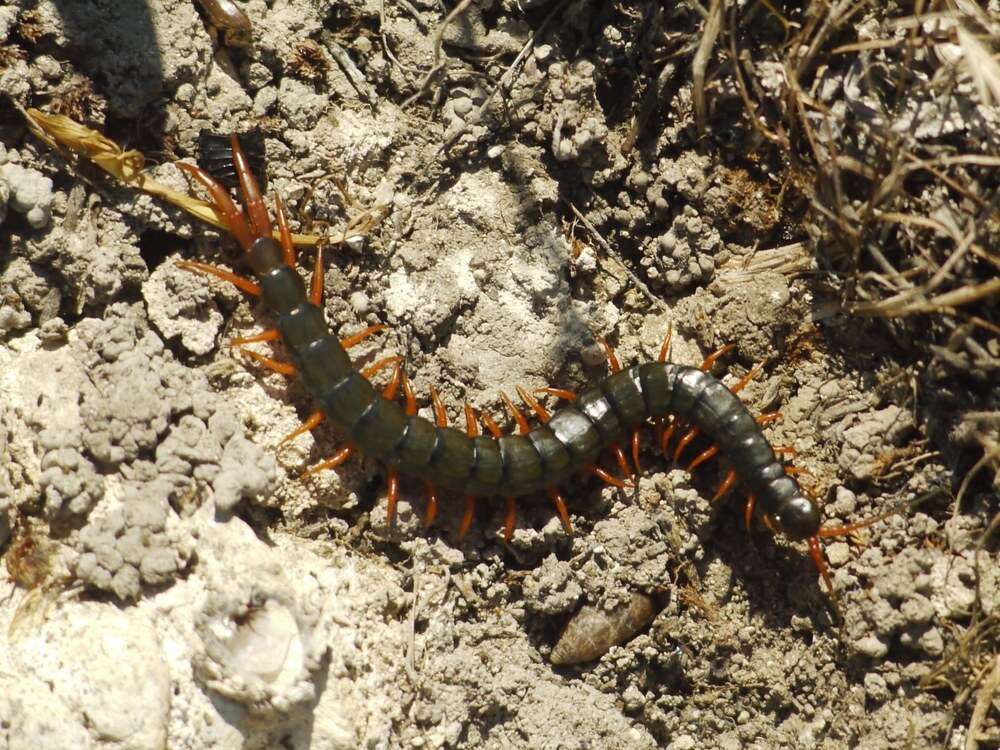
[600,339,622,373]
[301,445,352,477]
[587,464,629,489]
[464,403,480,438]
[341,324,387,349]
[241,349,296,377]
[458,495,476,541]
[610,443,634,484]
[228,328,280,346]
[687,444,719,472]
[177,161,254,251]
[500,391,530,435]
[278,410,324,447]
[535,386,577,402]
[273,193,296,266]
[360,355,401,380]
[699,343,735,372]
[517,385,550,423]
[712,469,738,502]
[660,418,680,456]
[385,470,400,528]
[382,361,402,400]
[231,134,273,239]
[730,362,764,394]
[743,494,756,532]
[808,536,836,600]
[756,412,782,426]
[430,387,448,427]
[673,426,700,463]
[480,411,503,439]
[309,245,324,305]
[503,497,517,542]
[547,487,573,534]
[658,324,673,363]
[402,373,417,416]
[423,483,439,528]
[176,260,262,296]
[631,428,642,477]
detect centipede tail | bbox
[177,137,901,603]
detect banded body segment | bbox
[600,367,647,427]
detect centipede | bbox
[177,135,893,607]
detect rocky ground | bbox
[1,1,998,748]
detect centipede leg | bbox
[176,260,262,296]
[587,465,629,489]
[273,193,296,266]
[385,470,400,528]
[231,134,273,239]
[458,496,476,541]
[423,483,439,528]
[547,487,573,534]
[301,445,353,477]
[631,429,642,476]
[177,161,254,251]
[229,328,280,346]
[687,444,719,472]
[278,409,325,447]
[711,470,738,502]
[503,497,517,542]
[743,494,756,532]
[699,343,735,372]
[673,426,700,463]
[240,349,297,377]
[341,324,387,349]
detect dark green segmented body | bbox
[247,237,821,541]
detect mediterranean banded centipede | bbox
[177,136,891,604]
